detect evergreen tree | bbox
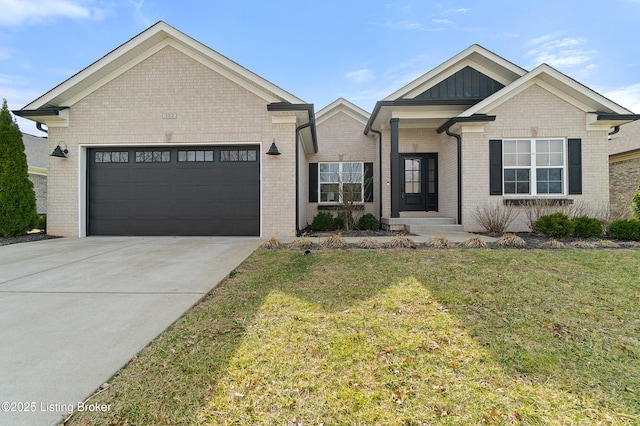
[0,99,38,236]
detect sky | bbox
[1,0,640,136]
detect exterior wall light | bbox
[266,139,281,155]
[50,142,69,158]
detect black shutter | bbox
[567,138,582,195]
[364,162,374,202]
[309,163,318,202]
[489,139,503,195]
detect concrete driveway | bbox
[0,237,262,426]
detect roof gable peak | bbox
[316,98,370,125]
[22,21,304,111]
[384,44,527,102]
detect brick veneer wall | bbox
[306,111,378,226]
[47,45,297,237]
[609,157,640,217]
[461,83,610,232]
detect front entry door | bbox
[400,153,438,212]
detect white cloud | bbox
[526,35,595,71]
[432,19,452,25]
[345,68,374,84]
[604,83,640,113]
[128,0,162,27]
[0,0,107,26]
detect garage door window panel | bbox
[135,151,171,163]
[220,149,257,162]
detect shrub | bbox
[333,211,355,230]
[541,239,567,249]
[532,213,574,238]
[461,237,488,248]
[426,236,454,248]
[496,233,526,248]
[357,237,381,249]
[633,180,640,219]
[320,234,347,248]
[384,235,415,249]
[357,213,380,231]
[608,219,640,241]
[311,212,334,232]
[471,202,517,234]
[261,238,284,249]
[36,215,46,232]
[571,216,602,238]
[289,237,317,249]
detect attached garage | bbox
[87,146,260,236]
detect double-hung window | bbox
[319,162,363,203]
[503,139,565,195]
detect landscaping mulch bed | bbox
[276,230,640,250]
[0,232,60,246]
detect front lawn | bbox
[67,249,640,425]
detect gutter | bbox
[267,103,317,152]
[364,99,485,135]
[436,115,496,226]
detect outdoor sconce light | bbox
[50,142,69,158]
[266,139,281,155]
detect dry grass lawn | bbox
[66,248,640,425]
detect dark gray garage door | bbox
[87,146,260,236]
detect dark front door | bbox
[400,153,437,212]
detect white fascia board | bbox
[316,99,370,126]
[462,64,634,118]
[25,22,304,110]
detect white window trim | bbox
[318,161,365,204]
[503,138,567,196]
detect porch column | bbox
[390,118,400,218]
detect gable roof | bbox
[461,63,635,118]
[384,44,527,101]
[610,119,640,157]
[316,98,370,126]
[15,21,306,125]
[366,44,640,134]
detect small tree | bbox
[0,99,38,236]
[633,179,640,220]
[337,163,372,231]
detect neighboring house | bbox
[609,120,640,216]
[13,22,639,237]
[22,133,48,214]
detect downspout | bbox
[608,125,620,137]
[36,122,48,134]
[370,129,383,221]
[295,121,312,237]
[444,126,463,226]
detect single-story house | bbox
[14,22,639,237]
[609,120,640,216]
[22,132,48,214]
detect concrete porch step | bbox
[381,217,464,234]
